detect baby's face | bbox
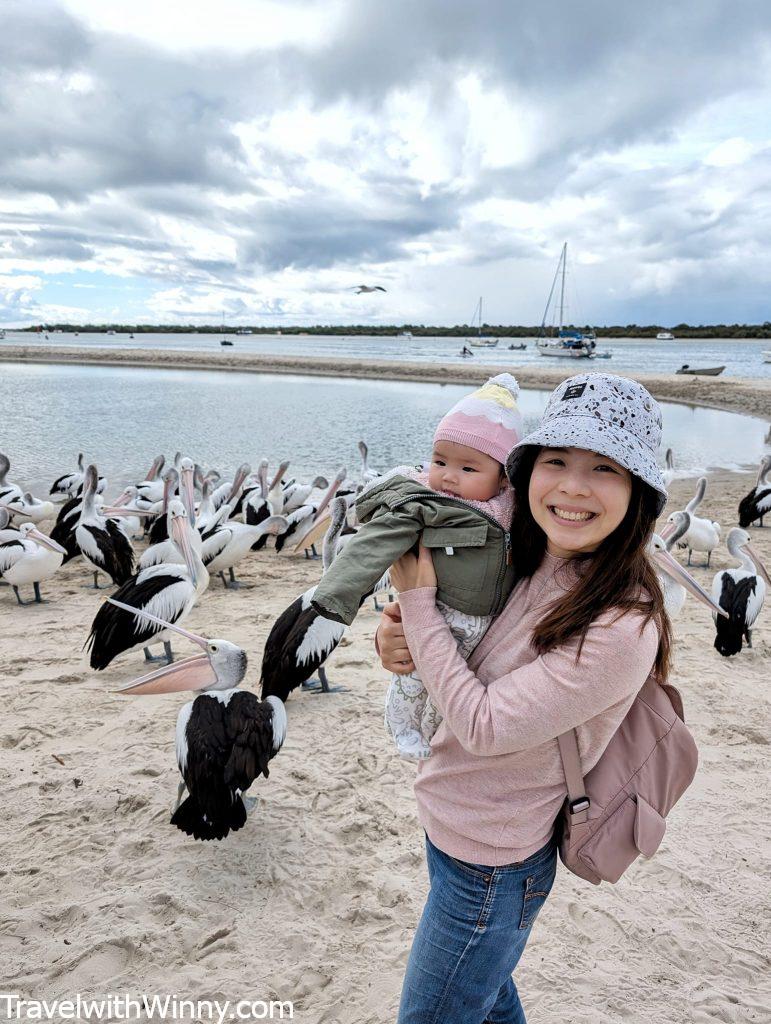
[428,441,504,502]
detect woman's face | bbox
[528,447,633,558]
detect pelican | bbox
[353,285,386,294]
[202,513,288,588]
[109,600,286,841]
[0,452,23,503]
[210,463,252,512]
[738,455,771,528]
[281,473,329,515]
[261,497,353,698]
[231,460,267,519]
[712,528,770,656]
[648,526,728,620]
[661,448,676,488]
[358,441,380,488]
[75,466,135,588]
[663,478,721,566]
[86,500,209,669]
[1,492,56,526]
[284,468,348,556]
[49,453,84,499]
[0,523,67,604]
[266,461,291,516]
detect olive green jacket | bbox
[311,469,516,625]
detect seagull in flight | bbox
[352,285,386,294]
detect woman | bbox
[377,373,673,1024]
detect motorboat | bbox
[675,365,725,376]
[656,331,675,340]
[763,351,771,363]
[507,342,527,350]
[536,243,599,359]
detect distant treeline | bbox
[20,322,771,339]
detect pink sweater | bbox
[398,552,659,866]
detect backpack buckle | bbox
[569,797,590,814]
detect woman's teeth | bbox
[550,506,596,522]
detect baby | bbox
[311,373,521,760]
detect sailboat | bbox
[467,297,499,348]
[536,243,597,359]
[220,312,233,347]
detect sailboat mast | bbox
[478,296,482,337]
[558,243,567,332]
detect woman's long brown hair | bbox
[508,446,673,681]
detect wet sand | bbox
[0,343,770,420]
[1,469,769,1022]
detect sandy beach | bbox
[1,343,770,420]
[1,467,769,1023]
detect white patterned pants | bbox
[384,603,492,761]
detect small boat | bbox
[220,339,234,347]
[107,330,116,336]
[467,298,499,347]
[398,331,413,339]
[763,351,771,363]
[656,331,675,340]
[536,244,599,359]
[675,365,725,376]
[508,342,527,350]
[0,329,5,340]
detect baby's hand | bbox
[390,543,437,593]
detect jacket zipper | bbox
[387,493,512,616]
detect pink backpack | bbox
[556,675,698,885]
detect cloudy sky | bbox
[2,0,771,328]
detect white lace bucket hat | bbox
[506,373,668,515]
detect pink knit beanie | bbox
[434,373,524,465]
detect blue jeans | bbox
[397,832,558,1024]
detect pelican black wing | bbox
[85,570,184,669]
[224,691,279,789]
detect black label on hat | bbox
[562,383,587,400]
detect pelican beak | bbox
[115,653,217,695]
[659,521,677,542]
[314,468,347,521]
[179,466,196,527]
[651,548,728,617]
[111,488,133,508]
[226,463,251,505]
[745,543,771,586]
[146,455,165,481]
[28,528,68,556]
[269,461,290,490]
[257,459,269,498]
[170,512,199,586]
[100,506,155,517]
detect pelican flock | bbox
[2,439,769,843]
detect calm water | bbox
[5,330,771,381]
[2,363,768,495]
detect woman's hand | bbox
[389,543,437,593]
[376,602,416,675]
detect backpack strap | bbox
[557,731,590,825]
